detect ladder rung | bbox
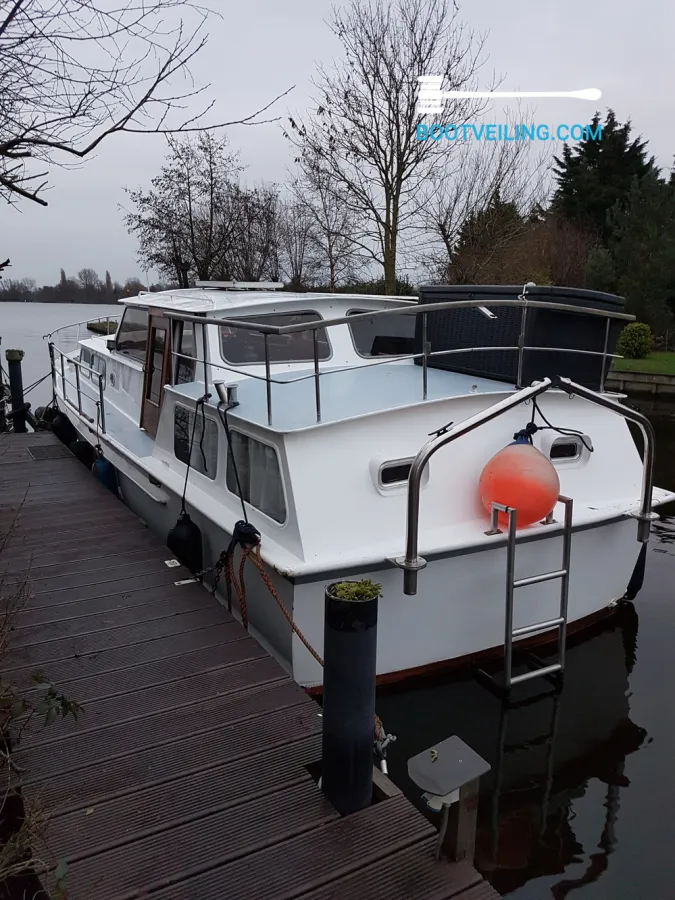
[512,617,565,638]
[514,569,567,588]
[510,663,562,686]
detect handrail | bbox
[393,375,658,596]
[556,377,657,542]
[392,379,553,595]
[134,296,634,335]
[45,314,121,343]
[50,343,106,432]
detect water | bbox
[377,408,675,898]
[0,301,120,410]
[3,303,675,899]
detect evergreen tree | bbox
[105,270,113,296]
[552,110,656,241]
[449,194,524,282]
[609,172,675,333]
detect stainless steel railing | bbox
[45,314,121,344]
[393,376,657,595]
[49,343,106,433]
[45,294,633,438]
[147,293,633,427]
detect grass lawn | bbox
[611,351,675,375]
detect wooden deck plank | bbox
[298,842,483,900]
[1,432,498,900]
[44,735,322,862]
[18,684,315,805]
[147,795,437,900]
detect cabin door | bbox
[141,313,172,438]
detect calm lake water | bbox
[2,302,675,899]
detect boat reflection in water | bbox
[376,601,645,898]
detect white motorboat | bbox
[46,281,675,689]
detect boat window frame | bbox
[80,347,92,379]
[549,436,583,462]
[346,307,418,359]
[173,401,219,481]
[543,433,593,465]
[218,309,333,367]
[114,305,150,363]
[173,320,198,385]
[225,427,288,525]
[374,457,430,494]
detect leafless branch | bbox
[0,0,293,206]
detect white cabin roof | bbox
[119,288,415,315]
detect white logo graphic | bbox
[417,76,602,115]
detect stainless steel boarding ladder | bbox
[477,496,573,693]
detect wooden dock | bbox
[0,430,500,900]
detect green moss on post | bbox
[326,579,381,603]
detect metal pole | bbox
[558,496,573,672]
[422,310,428,401]
[98,375,106,433]
[60,352,66,403]
[74,364,83,415]
[48,341,57,405]
[264,334,272,426]
[313,330,321,423]
[600,318,611,391]
[321,584,378,815]
[6,348,27,433]
[516,302,528,389]
[201,323,209,397]
[557,377,657,542]
[503,508,517,690]
[0,337,7,433]
[394,378,552,595]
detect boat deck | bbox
[0,430,500,900]
[174,362,511,433]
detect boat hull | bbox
[104,451,641,690]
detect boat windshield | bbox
[347,308,417,357]
[219,311,332,365]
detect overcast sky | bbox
[5,0,674,286]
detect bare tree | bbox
[277,198,320,290]
[287,0,486,294]
[226,184,280,282]
[289,157,365,291]
[125,135,281,284]
[0,0,292,207]
[123,133,242,284]
[77,267,101,294]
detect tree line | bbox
[0,270,164,304]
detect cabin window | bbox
[80,348,92,378]
[115,307,149,362]
[219,311,331,365]
[91,353,107,390]
[380,461,412,485]
[175,321,197,384]
[226,430,286,523]
[348,308,417,357]
[173,403,218,479]
[549,437,583,461]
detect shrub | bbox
[616,322,652,359]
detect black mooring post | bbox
[321,584,378,815]
[6,349,26,433]
[0,337,7,434]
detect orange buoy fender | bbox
[479,437,560,527]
